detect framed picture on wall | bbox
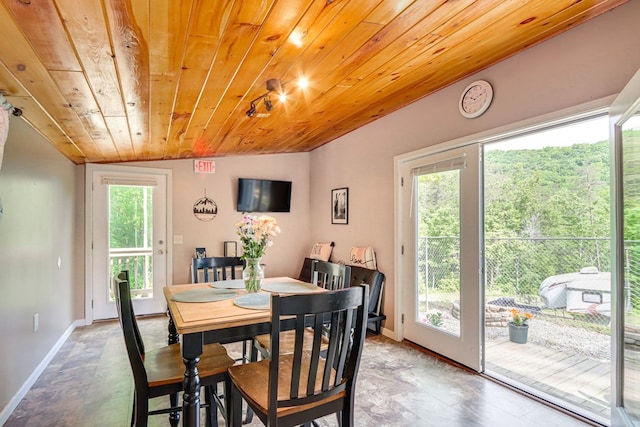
[331,187,348,224]
[195,247,207,259]
[224,241,237,257]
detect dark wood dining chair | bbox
[192,256,243,283]
[190,257,255,422]
[253,260,352,358]
[192,256,251,361]
[228,285,369,427]
[311,259,352,290]
[114,271,234,427]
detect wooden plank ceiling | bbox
[0,0,628,165]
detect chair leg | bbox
[130,396,136,427]
[169,392,180,427]
[205,385,218,427]
[134,394,149,427]
[230,382,243,427]
[341,403,354,427]
[224,377,232,424]
[242,344,257,424]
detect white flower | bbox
[236,214,280,259]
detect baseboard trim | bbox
[380,327,394,339]
[0,319,84,425]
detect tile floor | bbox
[5,315,599,426]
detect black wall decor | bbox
[193,189,217,222]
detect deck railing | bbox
[109,247,153,298]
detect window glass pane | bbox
[415,170,461,336]
[622,113,640,419]
[108,185,154,301]
[484,115,611,423]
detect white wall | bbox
[309,1,640,334]
[133,152,311,284]
[0,118,81,414]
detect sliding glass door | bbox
[482,116,611,424]
[611,69,640,427]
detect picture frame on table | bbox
[195,247,207,259]
[331,187,348,225]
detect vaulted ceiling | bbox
[0,0,628,165]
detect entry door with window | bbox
[398,145,482,371]
[87,165,170,320]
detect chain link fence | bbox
[625,241,640,336]
[418,236,640,327]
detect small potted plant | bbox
[508,308,533,344]
[425,311,444,328]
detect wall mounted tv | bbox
[236,178,292,213]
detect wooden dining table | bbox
[164,276,322,427]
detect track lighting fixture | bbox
[246,79,283,118]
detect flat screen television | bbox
[236,178,292,212]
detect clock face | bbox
[459,80,493,118]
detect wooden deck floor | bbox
[485,339,611,417]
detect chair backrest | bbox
[193,256,243,283]
[311,260,351,290]
[268,285,369,425]
[349,266,385,315]
[114,270,149,393]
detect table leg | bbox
[167,311,179,345]
[182,333,203,427]
[168,309,180,425]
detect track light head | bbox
[264,96,273,112]
[246,102,257,118]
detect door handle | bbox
[157,249,164,255]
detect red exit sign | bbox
[194,159,215,174]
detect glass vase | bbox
[243,257,264,293]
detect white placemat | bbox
[210,279,245,289]
[171,288,236,303]
[233,292,270,310]
[261,281,320,294]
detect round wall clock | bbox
[459,80,493,119]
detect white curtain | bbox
[0,106,8,170]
